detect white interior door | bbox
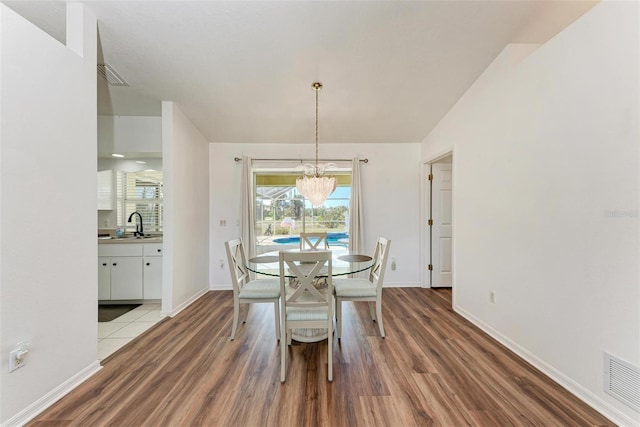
[431,163,452,287]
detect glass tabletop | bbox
[247,248,373,278]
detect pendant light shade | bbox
[296,174,337,207]
[296,82,337,207]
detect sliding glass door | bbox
[254,172,351,253]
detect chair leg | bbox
[242,304,249,324]
[328,319,333,382]
[376,300,385,338]
[368,301,376,322]
[274,300,281,342]
[336,298,342,339]
[231,299,240,340]
[280,328,287,382]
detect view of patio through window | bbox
[255,172,351,251]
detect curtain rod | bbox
[234,157,368,163]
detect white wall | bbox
[0,4,99,425]
[209,142,421,289]
[98,115,162,157]
[422,2,639,425]
[162,102,210,316]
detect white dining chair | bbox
[334,236,391,339]
[279,250,334,382]
[299,232,329,250]
[224,238,281,341]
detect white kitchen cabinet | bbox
[143,243,163,299]
[110,257,143,299]
[98,242,162,301]
[143,257,163,299]
[98,257,111,299]
[97,170,114,210]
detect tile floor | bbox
[97,303,163,361]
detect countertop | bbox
[98,236,163,244]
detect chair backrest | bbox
[279,250,333,310]
[224,238,250,295]
[299,232,329,251]
[369,237,391,288]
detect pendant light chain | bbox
[314,82,320,176]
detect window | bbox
[254,172,351,250]
[116,170,163,233]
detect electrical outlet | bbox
[219,259,225,269]
[390,258,396,271]
[489,291,496,304]
[9,342,30,372]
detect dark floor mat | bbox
[98,304,141,322]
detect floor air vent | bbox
[604,352,640,412]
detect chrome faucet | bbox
[127,211,144,237]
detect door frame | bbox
[420,148,456,296]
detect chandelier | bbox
[296,82,337,207]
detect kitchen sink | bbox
[100,235,162,240]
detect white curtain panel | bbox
[241,156,256,258]
[349,157,363,254]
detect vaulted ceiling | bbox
[4,1,596,144]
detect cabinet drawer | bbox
[98,243,143,257]
[143,244,163,256]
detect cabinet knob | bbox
[157,249,162,253]
[112,263,117,266]
[102,263,107,266]
[146,262,150,266]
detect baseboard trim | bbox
[211,282,420,291]
[1,361,102,427]
[167,287,209,317]
[384,282,420,288]
[454,305,639,427]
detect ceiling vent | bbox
[604,352,640,413]
[97,63,128,86]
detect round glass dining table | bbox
[246,248,374,278]
[246,248,374,342]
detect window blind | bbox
[116,170,163,233]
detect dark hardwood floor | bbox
[29,288,614,426]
